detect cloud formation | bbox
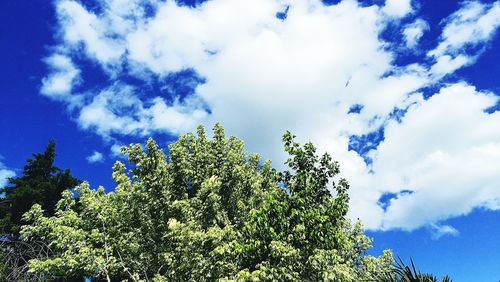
[41,54,82,105]
[372,83,500,230]
[41,0,500,234]
[428,1,500,76]
[430,223,459,240]
[382,0,413,18]
[403,18,429,48]
[86,151,104,163]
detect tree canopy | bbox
[21,124,393,281]
[0,140,79,237]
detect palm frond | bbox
[374,256,452,282]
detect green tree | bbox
[0,140,79,237]
[376,258,452,282]
[21,124,393,281]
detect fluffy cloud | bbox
[41,0,500,233]
[56,0,127,66]
[365,83,500,230]
[403,18,429,48]
[86,151,104,163]
[41,54,81,105]
[382,0,413,18]
[77,84,207,138]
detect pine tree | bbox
[0,140,79,237]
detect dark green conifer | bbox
[0,140,79,237]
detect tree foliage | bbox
[0,140,79,281]
[0,140,79,236]
[376,258,452,282]
[21,124,392,281]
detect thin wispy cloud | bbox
[40,0,500,233]
[430,223,460,240]
[428,1,500,76]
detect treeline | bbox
[1,124,451,281]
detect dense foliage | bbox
[0,141,79,237]
[20,124,392,281]
[0,141,79,280]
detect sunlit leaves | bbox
[20,124,391,280]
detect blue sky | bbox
[1,0,500,280]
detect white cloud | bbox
[77,84,207,138]
[0,161,15,188]
[428,1,500,76]
[41,54,82,105]
[403,18,429,48]
[56,0,126,66]
[382,0,413,18]
[78,85,149,137]
[430,224,459,240]
[431,1,500,57]
[86,151,104,163]
[110,144,126,159]
[42,0,500,234]
[429,54,470,76]
[366,83,500,230]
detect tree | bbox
[376,258,453,282]
[0,141,80,281]
[0,140,79,237]
[21,124,393,281]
